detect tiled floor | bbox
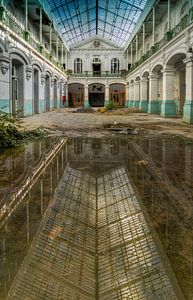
[8,165,178,299]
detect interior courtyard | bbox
[1,0,193,299]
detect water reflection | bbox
[0,136,193,299]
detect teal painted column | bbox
[84,83,89,108]
[105,84,109,107]
[148,74,160,114]
[125,82,129,108]
[161,67,176,118]
[183,55,193,124]
[128,82,134,107]
[133,80,140,108]
[139,78,148,112]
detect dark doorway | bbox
[89,84,105,107]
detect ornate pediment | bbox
[71,36,123,51]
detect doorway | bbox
[89,83,105,107]
[12,60,24,117]
[33,69,39,114]
[45,75,50,111]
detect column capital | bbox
[162,66,176,74]
[140,77,148,83]
[183,55,193,65]
[148,74,159,80]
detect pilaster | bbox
[183,55,193,124]
[161,67,176,118]
[139,78,148,112]
[148,74,160,114]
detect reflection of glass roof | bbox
[46,0,148,48]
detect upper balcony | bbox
[126,6,193,77]
[68,70,126,78]
[0,4,67,75]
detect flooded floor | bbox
[0,135,193,299]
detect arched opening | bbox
[166,53,186,115]
[54,79,58,108]
[109,83,126,107]
[68,83,84,107]
[142,71,149,102]
[111,58,120,74]
[33,68,39,114]
[12,59,24,117]
[92,58,101,77]
[74,58,82,74]
[89,83,105,107]
[45,74,50,111]
[149,64,163,113]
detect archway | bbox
[45,74,50,111]
[109,83,126,107]
[33,68,39,114]
[12,59,24,117]
[89,83,105,107]
[68,83,84,107]
[166,53,186,115]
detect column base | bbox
[139,100,148,112]
[161,100,177,118]
[133,100,139,108]
[84,100,89,109]
[125,100,129,108]
[148,100,161,114]
[183,100,193,124]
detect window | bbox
[111,58,120,74]
[74,58,82,74]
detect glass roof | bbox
[46,0,148,48]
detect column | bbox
[65,83,68,107]
[49,23,52,54]
[139,78,148,112]
[129,82,134,107]
[143,23,145,54]
[25,0,28,31]
[105,84,109,106]
[61,43,64,66]
[39,6,43,46]
[148,74,160,114]
[56,35,59,61]
[183,55,193,124]
[127,49,129,71]
[161,67,176,117]
[168,0,171,31]
[84,82,89,108]
[65,50,68,70]
[126,82,129,107]
[136,35,138,62]
[152,7,155,46]
[131,43,133,67]
[133,80,140,108]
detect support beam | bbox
[25,0,28,31]
[152,7,155,45]
[131,43,133,67]
[143,23,145,54]
[56,34,59,60]
[136,34,138,62]
[49,23,52,53]
[168,0,171,30]
[96,0,98,35]
[39,6,42,45]
[61,43,64,66]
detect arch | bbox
[68,83,84,107]
[109,83,126,107]
[165,51,186,66]
[150,63,163,74]
[31,60,43,72]
[88,83,105,107]
[93,58,101,63]
[142,70,149,78]
[135,76,140,81]
[9,47,30,65]
[130,79,134,84]
[45,68,53,78]
[74,58,83,73]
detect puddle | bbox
[0,135,193,299]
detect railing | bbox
[127,7,193,75]
[0,6,65,74]
[69,71,126,78]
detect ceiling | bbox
[46,0,148,48]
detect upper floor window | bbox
[74,58,82,74]
[111,58,120,74]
